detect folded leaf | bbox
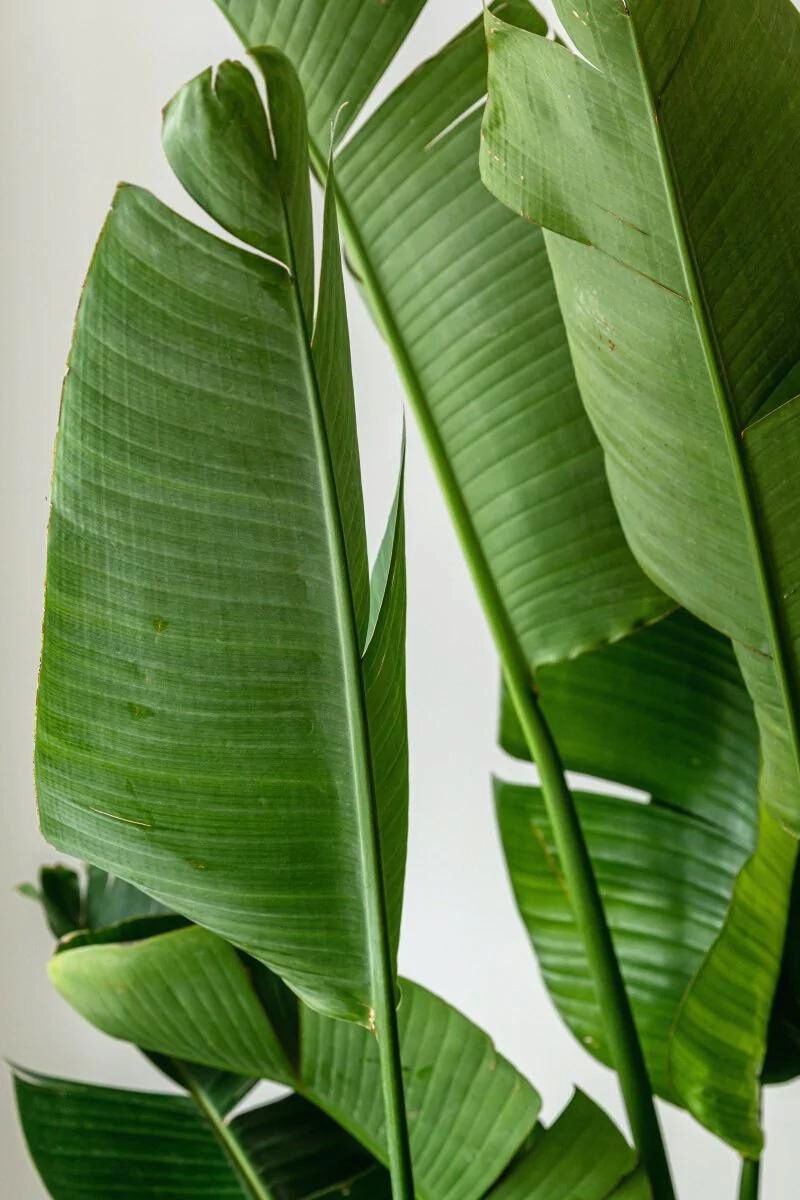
[35,54,407,1028]
[481,0,800,832]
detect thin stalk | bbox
[738,1158,761,1200]
[174,1065,272,1200]
[323,154,675,1200]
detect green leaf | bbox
[226,2,670,671]
[49,925,296,1084]
[35,52,408,1029]
[488,1090,646,1200]
[480,0,800,833]
[85,865,170,928]
[38,866,83,938]
[497,612,796,1153]
[213,0,427,152]
[47,923,540,1200]
[14,1069,388,1200]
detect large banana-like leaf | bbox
[47,921,540,1200]
[480,0,800,833]
[15,1071,390,1200]
[498,611,796,1153]
[35,54,408,1030]
[218,0,670,670]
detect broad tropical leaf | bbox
[220,0,670,672]
[34,54,407,1028]
[47,921,541,1200]
[498,612,795,1153]
[15,1070,390,1200]
[488,1090,648,1200]
[480,0,800,833]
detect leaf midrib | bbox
[621,9,800,787]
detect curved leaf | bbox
[49,925,295,1084]
[48,923,540,1200]
[480,0,800,833]
[35,55,407,1030]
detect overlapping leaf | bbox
[498,612,795,1153]
[222,0,670,671]
[480,0,800,832]
[47,921,540,1200]
[34,54,407,1028]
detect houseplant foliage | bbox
[14,2,800,1199]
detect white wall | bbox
[2,2,798,1196]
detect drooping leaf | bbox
[498,611,795,1153]
[48,922,541,1200]
[488,1090,647,1200]
[225,1,670,673]
[480,0,800,834]
[35,53,407,1030]
[15,1069,388,1200]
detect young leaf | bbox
[480,0,800,833]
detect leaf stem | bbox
[738,1158,761,1200]
[325,153,675,1200]
[174,1063,273,1200]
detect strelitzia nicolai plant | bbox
[12,2,800,1199]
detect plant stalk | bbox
[738,1157,761,1200]
[326,156,675,1200]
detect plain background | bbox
[3,2,800,1196]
